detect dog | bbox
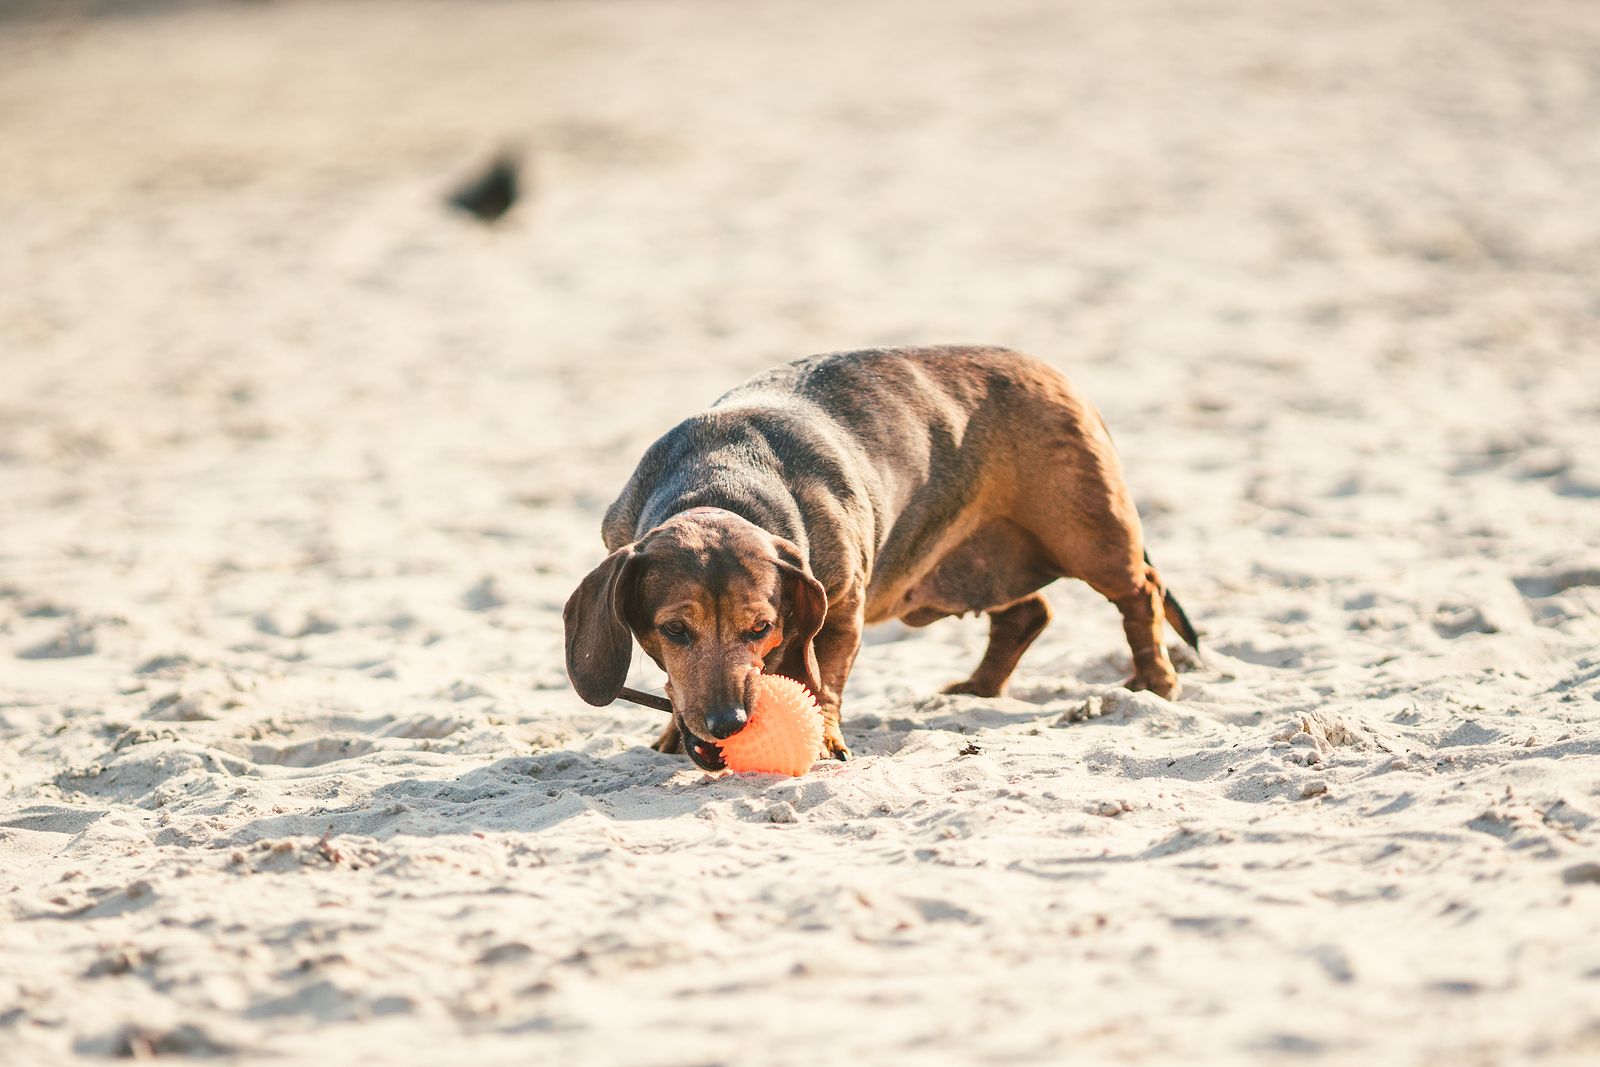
[563,346,1199,770]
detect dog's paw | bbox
[820,723,852,762]
[1124,670,1180,701]
[941,677,1004,698]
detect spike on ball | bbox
[717,674,823,776]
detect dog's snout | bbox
[704,703,749,740]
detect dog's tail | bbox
[1144,549,1200,651]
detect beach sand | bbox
[2,1,1599,1062]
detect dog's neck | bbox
[637,482,807,555]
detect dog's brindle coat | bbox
[564,347,1199,770]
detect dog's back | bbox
[606,345,1119,595]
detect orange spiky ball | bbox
[717,674,823,776]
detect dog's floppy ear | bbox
[771,536,827,697]
[563,544,643,706]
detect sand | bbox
[2,0,1599,1063]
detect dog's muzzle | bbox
[704,702,749,740]
[679,717,727,771]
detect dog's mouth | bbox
[678,716,727,771]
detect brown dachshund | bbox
[564,346,1199,770]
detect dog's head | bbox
[562,508,826,770]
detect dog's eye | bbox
[747,621,773,639]
[659,621,691,644]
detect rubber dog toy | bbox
[717,675,823,776]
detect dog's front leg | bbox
[650,719,682,754]
[811,597,863,761]
[649,678,682,753]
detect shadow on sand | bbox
[219,744,787,845]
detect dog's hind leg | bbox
[943,592,1053,698]
[1002,393,1182,697]
[1081,558,1180,699]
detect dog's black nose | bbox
[704,703,749,740]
